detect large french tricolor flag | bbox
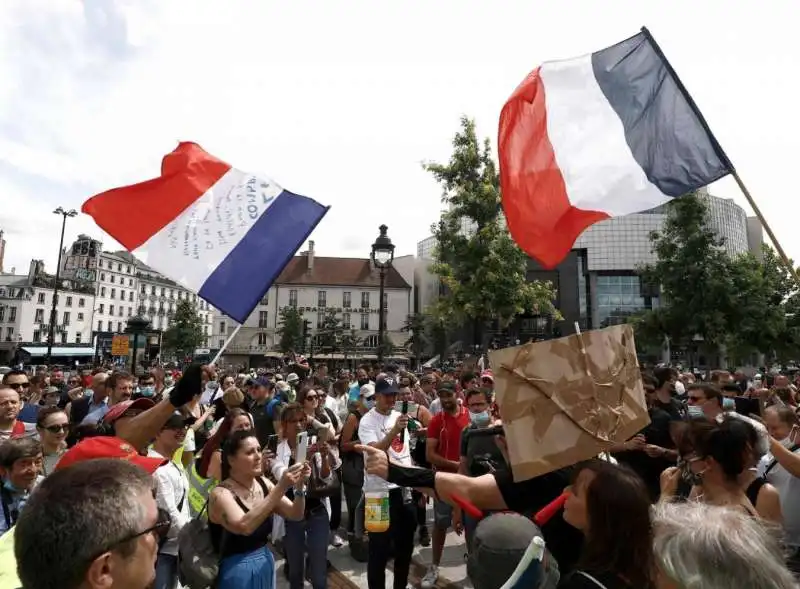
[82,143,329,322]
[499,28,733,269]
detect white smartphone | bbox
[295,431,309,464]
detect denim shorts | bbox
[433,498,453,529]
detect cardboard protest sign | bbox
[489,324,649,481]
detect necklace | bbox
[229,476,256,499]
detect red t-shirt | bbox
[428,406,470,462]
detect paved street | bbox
[274,499,471,588]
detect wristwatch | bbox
[295,488,307,498]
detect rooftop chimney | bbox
[307,240,315,272]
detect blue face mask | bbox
[687,405,704,418]
[722,397,736,411]
[139,386,155,397]
[470,411,490,427]
[364,397,375,410]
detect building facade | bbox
[212,242,412,368]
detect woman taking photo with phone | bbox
[208,429,309,589]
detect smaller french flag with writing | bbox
[82,142,329,323]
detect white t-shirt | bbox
[357,408,412,490]
[758,447,800,547]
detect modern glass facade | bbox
[596,275,659,328]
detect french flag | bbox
[82,143,329,323]
[499,28,733,269]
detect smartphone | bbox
[266,434,279,454]
[295,431,309,464]
[394,400,417,414]
[401,400,409,414]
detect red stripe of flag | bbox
[499,67,609,269]
[81,142,231,251]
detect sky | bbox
[1,0,799,276]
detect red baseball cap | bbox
[102,398,156,424]
[56,436,167,474]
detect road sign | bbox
[111,335,129,357]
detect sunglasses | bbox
[91,507,170,562]
[6,382,29,390]
[305,395,318,401]
[43,424,69,434]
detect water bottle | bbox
[364,475,390,533]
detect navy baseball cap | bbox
[374,376,399,395]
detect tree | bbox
[379,334,395,361]
[317,309,344,355]
[636,193,737,363]
[402,313,430,367]
[423,116,558,347]
[340,329,363,366]
[277,307,304,353]
[161,299,205,359]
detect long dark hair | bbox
[220,429,258,482]
[198,407,250,478]
[576,460,655,588]
[688,416,754,482]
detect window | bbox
[117,264,122,271]
[34,309,44,323]
[161,288,165,296]
[127,265,131,273]
[98,304,104,314]
[110,288,116,300]
[360,313,369,330]
[37,293,45,304]
[33,330,40,342]
[343,313,351,329]
[100,273,106,281]
[318,291,327,308]
[140,285,146,294]
[97,320,102,331]
[78,298,85,308]
[8,307,16,322]
[129,278,133,286]
[219,321,226,334]
[101,287,106,297]
[107,321,113,331]
[60,331,67,344]
[289,290,298,307]
[127,307,132,317]
[343,291,351,308]
[117,322,122,332]
[110,275,115,284]
[75,333,82,344]
[118,307,123,317]
[317,311,325,328]
[361,292,370,308]
[151,286,156,295]
[257,333,267,346]
[63,312,70,326]
[5,327,13,341]
[258,312,268,328]
[77,312,84,321]
[383,292,388,309]
[66,296,73,307]
[204,325,208,335]
[98,260,103,268]
[0,307,4,322]
[109,305,115,316]
[260,293,269,306]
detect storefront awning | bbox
[21,346,95,357]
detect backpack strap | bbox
[0,488,12,530]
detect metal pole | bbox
[130,333,138,373]
[378,266,386,365]
[46,213,68,365]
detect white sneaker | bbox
[329,531,345,547]
[421,565,439,589]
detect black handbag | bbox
[307,452,341,499]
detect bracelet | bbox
[294,488,307,498]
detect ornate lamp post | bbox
[46,207,77,365]
[370,225,395,365]
[124,316,151,373]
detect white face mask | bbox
[687,405,704,418]
[780,436,795,449]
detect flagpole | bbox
[210,323,242,366]
[641,26,800,285]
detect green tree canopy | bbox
[161,299,205,358]
[317,309,344,355]
[424,116,557,344]
[277,307,304,353]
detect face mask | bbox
[164,378,174,388]
[364,398,375,410]
[780,436,795,449]
[678,457,705,487]
[470,411,490,427]
[358,378,370,387]
[722,397,736,411]
[687,405,704,418]
[139,386,155,397]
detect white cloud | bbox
[1,0,800,275]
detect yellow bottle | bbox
[364,489,390,533]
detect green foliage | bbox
[161,299,205,358]
[277,307,304,353]
[423,116,558,338]
[378,334,395,360]
[402,313,429,362]
[317,309,344,354]
[340,329,363,359]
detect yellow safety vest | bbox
[0,527,20,589]
[187,461,217,518]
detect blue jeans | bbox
[284,506,330,589]
[154,553,178,589]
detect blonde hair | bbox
[222,387,245,407]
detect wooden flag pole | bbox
[210,323,242,366]
[731,171,800,286]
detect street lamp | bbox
[371,224,394,365]
[46,207,78,365]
